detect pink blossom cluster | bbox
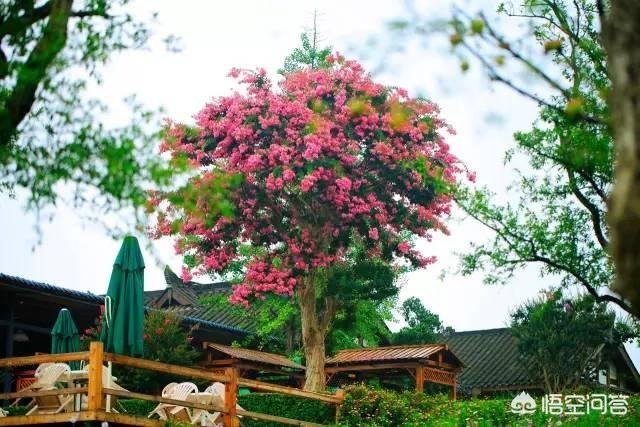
[152,54,466,304]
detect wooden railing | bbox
[0,342,344,427]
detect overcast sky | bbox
[3,0,636,364]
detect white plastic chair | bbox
[25,363,73,415]
[165,382,199,422]
[191,383,226,426]
[147,382,179,420]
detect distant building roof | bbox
[444,328,640,395]
[0,270,252,337]
[0,272,104,304]
[444,328,535,394]
[203,342,305,371]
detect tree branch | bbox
[0,0,73,145]
[566,170,609,249]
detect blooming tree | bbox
[152,55,465,390]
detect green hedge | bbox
[238,393,335,426]
[117,398,158,416]
[339,385,640,426]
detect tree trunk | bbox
[299,275,330,392]
[605,0,640,316]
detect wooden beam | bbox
[325,362,420,373]
[416,367,424,393]
[234,363,305,378]
[0,386,87,401]
[0,351,89,368]
[0,411,98,426]
[237,378,343,404]
[199,358,234,367]
[104,388,227,413]
[236,408,327,426]
[105,352,230,383]
[87,341,103,411]
[97,411,165,427]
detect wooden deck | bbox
[0,342,343,426]
[0,410,163,426]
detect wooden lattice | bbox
[15,377,36,391]
[424,367,455,386]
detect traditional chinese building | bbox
[444,328,640,396]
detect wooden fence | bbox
[0,342,344,427]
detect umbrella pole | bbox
[106,361,112,412]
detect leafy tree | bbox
[0,0,180,218]
[392,297,454,345]
[389,1,635,315]
[511,289,633,393]
[151,55,464,390]
[201,249,399,357]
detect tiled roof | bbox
[161,304,258,335]
[0,272,104,304]
[326,343,455,365]
[1,271,252,336]
[204,342,305,370]
[143,267,256,335]
[444,328,536,392]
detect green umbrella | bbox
[100,235,145,357]
[51,308,80,370]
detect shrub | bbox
[339,384,640,426]
[116,399,158,416]
[238,393,335,426]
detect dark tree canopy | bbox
[392,297,453,345]
[511,289,633,393]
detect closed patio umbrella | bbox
[51,308,80,370]
[100,235,145,357]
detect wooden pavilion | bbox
[201,342,306,386]
[325,343,463,400]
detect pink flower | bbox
[369,228,379,240]
[300,175,317,192]
[143,333,149,341]
[181,266,193,283]
[398,241,410,254]
[336,177,352,191]
[282,169,295,182]
[164,319,172,326]
[155,328,164,335]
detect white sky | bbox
[2,0,637,365]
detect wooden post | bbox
[335,389,345,424]
[223,366,239,427]
[449,373,457,401]
[87,341,104,411]
[2,293,15,397]
[416,366,424,393]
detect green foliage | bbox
[0,1,182,221]
[201,247,399,357]
[116,399,157,416]
[511,289,634,393]
[114,310,200,394]
[339,384,640,426]
[0,406,29,416]
[238,393,335,427]
[393,1,630,314]
[392,297,454,345]
[279,31,332,74]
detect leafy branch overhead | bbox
[0,0,181,217]
[391,0,634,315]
